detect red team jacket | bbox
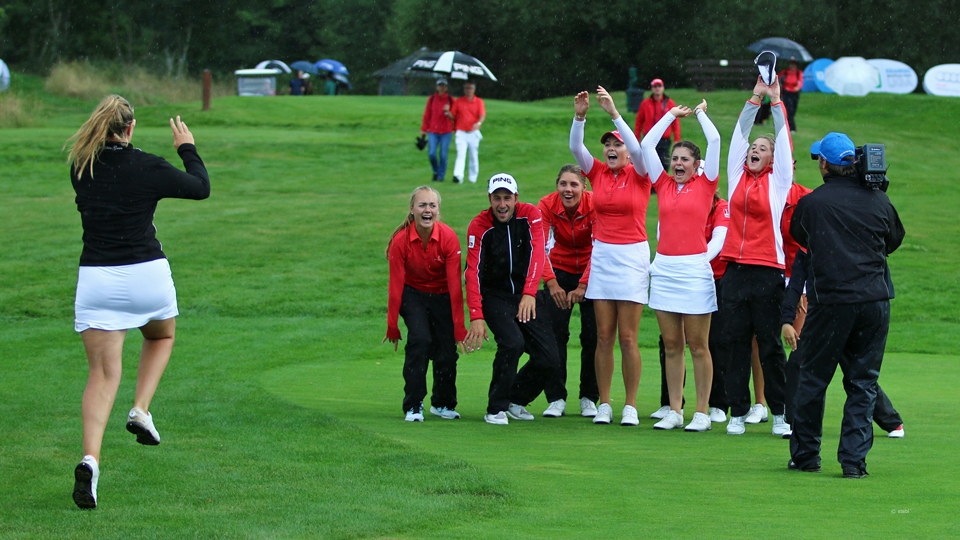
[634,95,681,142]
[781,182,813,278]
[538,191,594,284]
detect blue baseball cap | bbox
[810,132,856,165]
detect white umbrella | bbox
[0,59,10,92]
[824,57,880,97]
[255,60,292,74]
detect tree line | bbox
[1,0,957,100]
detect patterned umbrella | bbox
[409,51,497,82]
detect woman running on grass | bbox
[569,87,651,426]
[384,186,468,422]
[640,99,721,432]
[67,95,210,509]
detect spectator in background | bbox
[778,60,803,132]
[448,81,486,184]
[289,70,304,96]
[323,73,337,96]
[420,79,455,182]
[634,78,680,170]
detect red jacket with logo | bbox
[538,191,594,285]
[634,95,680,142]
[781,182,813,278]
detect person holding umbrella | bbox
[569,87,651,426]
[421,79,455,182]
[448,81,486,184]
[66,95,210,509]
[779,61,804,132]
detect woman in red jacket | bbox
[569,87,651,426]
[384,186,468,422]
[537,164,599,418]
[717,76,794,436]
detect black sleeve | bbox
[780,249,808,325]
[789,197,808,249]
[884,198,905,255]
[149,144,210,200]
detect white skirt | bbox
[75,258,179,332]
[648,252,716,314]
[585,240,650,304]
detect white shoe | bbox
[684,412,713,432]
[653,410,684,430]
[580,398,598,417]
[507,403,534,421]
[727,415,746,435]
[709,407,727,423]
[73,455,99,509]
[782,429,793,439]
[650,405,671,419]
[593,403,613,424]
[543,399,566,418]
[405,404,424,422]
[484,411,509,425]
[429,406,460,420]
[888,424,905,438]
[772,414,791,435]
[621,405,640,426]
[126,407,160,445]
[745,403,769,424]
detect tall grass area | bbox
[44,62,234,106]
[1,85,957,539]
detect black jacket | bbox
[790,175,904,305]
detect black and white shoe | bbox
[73,455,99,509]
[126,407,161,445]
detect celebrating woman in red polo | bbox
[569,87,651,427]
[640,99,721,432]
[384,186,467,422]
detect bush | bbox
[44,62,234,106]
[44,62,110,100]
[0,93,31,127]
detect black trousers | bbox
[782,91,800,131]
[789,300,890,471]
[719,263,787,417]
[482,289,561,414]
[539,269,599,403]
[399,285,459,412]
[786,344,902,431]
[659,277,727,409]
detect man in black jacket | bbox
[787,133,905,478]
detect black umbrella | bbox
[747,38,813,62]
[409,51,498,82]
[290,61,320,75]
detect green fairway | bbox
[2,76,958,539]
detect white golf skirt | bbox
[584,240,650,304]
[648,252,716,314]
[75,258,178,332]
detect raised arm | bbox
[768,77,795,194]
[694,100,721,182]
[597,86,647,177]
[727,78,765,197]
[570,91,594,174]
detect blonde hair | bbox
[64,95,135,180]
[385,186,442,259]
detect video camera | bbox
[811,143,890,192]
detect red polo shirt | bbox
[585,158,652,244]
[450,95,485,132]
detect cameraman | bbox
[787,133,905,478]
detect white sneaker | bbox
[650,405,671,419]
[772,414,791,435]
[543,399,566,418]
[580,398,598,417]
[685,412,713,432]
[593,403,613,424]
[782,429,793,439]
[621,405,640,426]
[745,403,769,424]
[429,406,460,420]
[484,411,509,425]
[888,424,905,438]
[727,415,746,435]
[73,455,99,509]
[709,407,727,423]
[654,410,684,430]
[126,407,160,445]
[507,403,534,421]
[405,406,424,422]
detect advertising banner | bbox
[923,64,960,97]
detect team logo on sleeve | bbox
[723,207,730,218]
[469,235,475,248]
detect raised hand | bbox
[574,91,590,118]
[695,99,708,114]
[670,105,693,118]
[596,86,619,118]
[169,115,195,149]
[752,75,767,98]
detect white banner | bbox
[923,64,960,97]
[868,59,918,94]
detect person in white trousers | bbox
[449,81,486,183]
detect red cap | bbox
[650,78,664,87]
[600,131,624,144]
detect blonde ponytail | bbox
[385,186,442,259]
[64,95,135,180]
